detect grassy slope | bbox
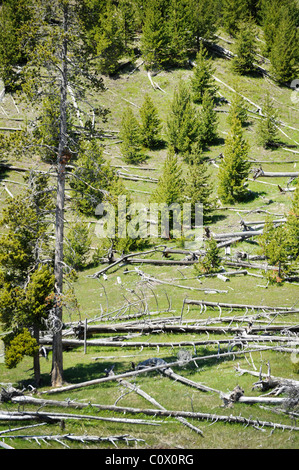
[0,32,299,449]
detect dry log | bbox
[253,167,299,179]
[134,269,228,293]
[223,260,278,271]
[118,377,204,436]
[90,246,167,278]
[12,396,299,433]
[0,433,144,447]
[213,229,263,240]
[162,368,220,393]
[40,346,276,395]
[235,365,299,388]
[65,321,299,335]
[184,299,296,311]
[0,409,160,426]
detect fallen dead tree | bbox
[117,377,204,436]
[12,399,299,433]
[183,299,297,312]
[0,432,144,448]
[213,229,263,240]
[39,346,278,395]
[67,322,299,335]
[253,167,299,179]
[235,364,299,389]
[223,260,279,271]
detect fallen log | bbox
[184,299,297,312]
[118,377,204,436]
[39,346,277,395]
[12,397,299,433]
[0,432,144,447]
[213,229,263,240]
[65,322,299,335]
[223,260,278,271]
[134,269,228,293]
[162,368,220,393]
[235,365,299,388]
[253,167,299,179]
[90,246,167,278]
[0,410,160,426]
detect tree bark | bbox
[51,2,69,388]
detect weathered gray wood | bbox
[12,396,299,432]
[184,299,297,311]
[118,378,204,436]
[39,346,275,395]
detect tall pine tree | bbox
[269,11,299,84]
[218,117,250,204]
[120,106,144,163]
[256,92,279,148]
[186,142,215,223]
[151,148,185,238]
[232,20,257,75]
[190,43,218,104]
[166,79,199,156]
[141,0,168,69]
[139,94,162,149]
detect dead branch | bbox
[235,364,299,388]
[90,246,167,278]
[0,409,160,426]
[12,396,299,433]
[134,268,228,293]
[39,346,277,395]
[0,433,144,447]
[253,167,299,179]
[184,299,296,312]
[118,378,204,436]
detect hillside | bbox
[0,4,299,452]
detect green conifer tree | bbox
[256,93,279,148]
[258,218,289,281]
[227,92,248,127]
[186,143,215,223]
[269,12,299,84]
[186,0,217,51]
[166,0,190,66]
[151,148,185,238]
[141,0,168,69]
[195,236,221,274]
[166,79,199,156]
[120,107,144,163]
[286,178,299,261]
[197,90,218,147]
[139,94,162,149]
[69,139,116,216]
[221,0,249,37]
[64,221,91,271]
[191,43,218,104]
[0,175,55,385]
[0,0,35,90]
[232,20,257,75]
[218,117,250,204]
[93,0,126,75]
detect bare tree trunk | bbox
[33,325,40,387]
[51,3,69,388]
